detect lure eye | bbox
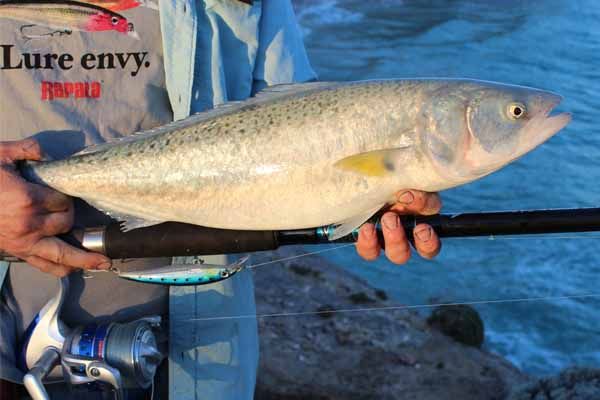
[507,103,526,120]
[111,16,119,25]
[220,270,230,279]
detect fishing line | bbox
[453,235,600,240]
[243,234,600,271]
[246,243,356,269]
[177,293,600,322]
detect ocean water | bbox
[292,0,600,376]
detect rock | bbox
[289,263,322,278]
[253,247,531,400]
[375,289,388,301]
[348,292,376,304]
[316,304,336,319]
[427,305,485,348]
[509,367,600,400]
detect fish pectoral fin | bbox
[334,147,411,177]
[328,204,385,241]
[84,199,163,232]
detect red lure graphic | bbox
[86,12,130,33]
[0,1,138,37]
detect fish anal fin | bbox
[119,217,163,232]
[328,204,384,241]
[84,199,163,232]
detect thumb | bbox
[0,139,43,163]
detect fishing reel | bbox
[21,277,164,400]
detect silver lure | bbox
[116,256,249,286]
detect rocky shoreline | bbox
[252,248,599,400]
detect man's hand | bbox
[0,139,111,277]
[356,190,442,264]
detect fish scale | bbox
[23,79,570,239]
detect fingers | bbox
[29,237,111,270]
[391,190,441,216]
[36,186,71,212]
[38,209,74,236]
[413,223,441,260]
[24,255,76,278]
[0,166,71,214]
[0,138,43,163]
[355,223,380,261]
[381,212,411,265]
[14,183,71,214]
[1,203,73,239]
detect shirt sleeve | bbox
[252,0,317,94]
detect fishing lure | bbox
[115,256,250,286]
[0,0,138,40]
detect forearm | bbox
[0,379,16,399]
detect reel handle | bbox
[23,347,61,400]
[61,354,124,400]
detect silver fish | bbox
[24,79,571,239]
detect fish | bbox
[117,256,249,285]
[0,0,137,38]
[23,79,571,240]
[75,0,158,12]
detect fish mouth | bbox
[521,94,571,153]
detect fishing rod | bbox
[1,207,599,261]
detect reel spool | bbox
[22,278,164,400]
[61,319,163,392]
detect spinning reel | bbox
[20,277,164,400]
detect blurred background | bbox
[291,0,600,376]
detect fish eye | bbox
[507,103,526,120]
[111,16,119,25]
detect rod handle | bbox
[101,223,278,259]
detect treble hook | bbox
[20,24,72,44]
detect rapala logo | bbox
[41,81,102,101]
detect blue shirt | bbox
[158,1,315,398]
[160,0,316,118]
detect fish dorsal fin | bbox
[75,81,341,157]
[334,146,412,177]
[253,81,340,99]
[328,204,385,241]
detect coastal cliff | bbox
[252,248,530,399]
